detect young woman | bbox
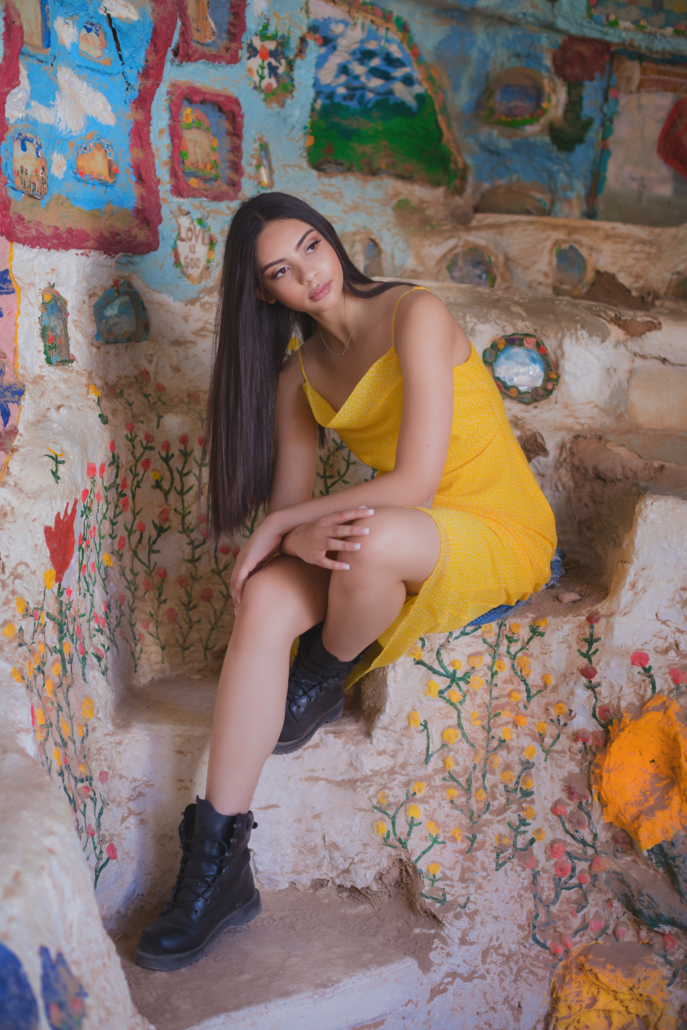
[135,192,556,970]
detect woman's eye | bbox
[306,238,320,253]
[271,265,288,280]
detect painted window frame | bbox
[168,83,244,202]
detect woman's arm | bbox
[232,293,466,601]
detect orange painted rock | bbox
[550,941,676,1029]
[593,695,687,851]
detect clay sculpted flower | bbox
[579,665,597,680]
[407,804,421,820]
[631,651,650,668]
[442,727,459,744]
[412,781,425,795]
[44,500,78,584]
[426,680,440,697]
[407,711,421,729]
[524,745,537,760]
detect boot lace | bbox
[171,834,232,909]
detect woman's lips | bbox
[309,280,331,302]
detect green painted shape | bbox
[549,81,594,153]
[308,94,457,188]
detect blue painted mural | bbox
[40,947,87,1030]
[0,942,38,1030]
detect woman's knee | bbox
[341,507,407,576]
[240,558,326,625]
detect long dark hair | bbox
[206,192,407,536]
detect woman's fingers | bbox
[325,537,361,552]
[317,555,351,571]
[321,507,374,526]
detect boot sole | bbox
[133,889,262,971]
[272,696,344,755]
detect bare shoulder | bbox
[394,286,471,361]
[279,349,305,390]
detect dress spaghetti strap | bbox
[297,341,308,382]
[391,286,430,346]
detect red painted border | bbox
[175,0,246,65]
[168,83,244,202]
[0,0,176,255]
[658,97,687,183]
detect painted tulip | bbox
[554,859,572,877]
[106,843,117,860]
[549,842,567,859]
[579,666,597,680]
[630,651,649,667]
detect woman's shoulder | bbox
[280,347,305,388]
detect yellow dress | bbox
[298,288,557,679]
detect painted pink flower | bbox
[549,842,566,859]
[200,587,213,602]
[166,607,178,623]
[560,934,574,950]
[86,462,96,478]
[87,824,95,837]
[98,462,105,478]
[95,491,102,503]
[664,933,677,950]
[120,476,127,490]
[118,594,125,606]
[106,843,117,860]
[176,575,189,589]
[121,497,129,512]
[161,440,170,453]
[670,668,686,686]
[198,436,206,448]
[551,801,567,816]
[44,500,78,584]
[117,536,125,550]
[158,508,169,524]
[138,632,145,642]
[155,382,166,394]
[99,770,109,784]
[554,859,572,878]
[219,544,230,555]
[81,785,90,796]
[136,521,145,533]
[631,651,649,667]
[598,705,614,722]
[125,422,134,433]
[144,431,154,444]
[138,369,151,384]
[549,942,564,957]
[577,870,589,886]
[155,567,167,580]
[81,489,88,502]
[179,434,189,446]
[575,729,591,744]
[579,665,597,680]
[142,579,152,592]
[590,855,605,872]
[90,561,96,573]
[66,588,72,599]
[141,458,151,472]
[109,439,116,452]
[589,918,605,935]
[142,620,150,630]
[586,612,601,625]
[78,642,85,656]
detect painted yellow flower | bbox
[509,622,521,634]
[534,618,547,628]
[63,641,71,656]
[521,775,534,790]
[412,781,425,796]
[36,709,45,725]
[374,820,387,836]
[81,697,95,720]
[53,748,61,766]
[102,552,113,568]
[542,673,553,686]
[378,791,389,806]
[475,788,486,802]
[522,805,536,820]
[2,622,17,640]
[536,721,547,735]
[554,702,567,717]
[60,718,70,738]
[446,788,457,800]
[88,384,102,398]
[470,710,480,723]
[45,679,54,697]
[427,862,440,876]
[501,726,513,741]
[444,755,454,771]
[468,655,483,669]
[14,597,26,615]
[426,680,440,698]
[495,659,506,673]
[407,804,421,820]
[481,623,494,635]
[524,745,537,760]
[516,655,531,671]
[78,763,88,775]
[11,667,22,682]
[41,611,45,626]
[52,662,61,677]
[513,714,528,727]
[77,724,85,737]
[488,754,501,768]
[469,675,484,692]
[407,711,421,728]
[151,470,161,482]
[533,827,546,841]
[495,833,510,847]
[449,658,462,670]
[426,821,439,835]
[508,690,522,703]
[447,688,461,703]
[306,134,315,147]
[36,726,44,742]
[38,643,45,655]
[26,660,34,676]
[408,644,422,660]
[442,727,459,744]
[500,770,514,783]
[450,827,463,841]
[184,107,193,123]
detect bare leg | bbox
[322,507,440,661]
[205,556,330,815]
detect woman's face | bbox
[254,218,344,314]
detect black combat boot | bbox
[135,798,261,971]
[273,623,367,755]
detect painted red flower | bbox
[551,801,567,816]
[258,45,269,59]
[631,651,649,667]
[200,587,213,602]
[78,642,85,656]
[155,382,166,394]
[575,729,591,744]
[120,476,127,490]
[579,665,597,680]
[586,612,600,625]
[86,462,96,477]
[554,859,572,878]
[598,705,614,722]
[95,491,102,503]
[121,497,129,512]
[109,439,116,452]
[142,620,150,630]
[141,458,151,472]
[664,933,677,950]
[549,842,566,859]
[179,434,189,446]
[98,462,105,478]
[125,422,134,433]
[106,843,117,861]
[590,855,605,872]
[589,917,605,935]
[549,942,564,957]
[44,500,78,584]
[87,824,95,837]
[198,435,206,448]
[144,431,155,444]
[142,579,152,592]
[158,508,169,524]
[670,668,686,686]
[560,934,574,951]
[99,770,109,784]
[578,870,589,885]
[117,536,125,550]
[136,521,145,533]
[218,544,230,555]
[176,575,189,589]
[81,489,88,502]
[166,607,178,623]
[138,369,151,384]
[161,440,170,453]
[90,561,96,573]
[155,567,167,580]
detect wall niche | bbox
[169,85,243,202]
[93,281,150,345]
[40,288,72,365]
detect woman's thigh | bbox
[333,506,441,594]
[239,555,331,633]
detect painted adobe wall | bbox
[0,0,686,1026]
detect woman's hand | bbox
[281,507,374,570]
